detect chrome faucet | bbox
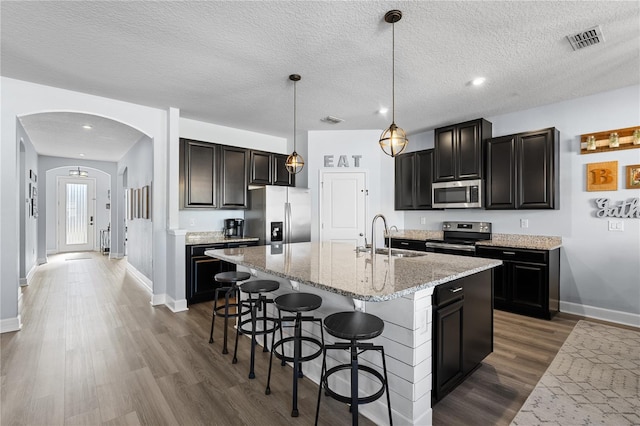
[371,214,389,255]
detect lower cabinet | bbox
[433,269,493,404]
[186,241,258,305]
[476,246,559,319]
[389,238,427,251]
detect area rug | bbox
[511,320,640,425]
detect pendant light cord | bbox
[392,20,395,124]
[293,79,297,152]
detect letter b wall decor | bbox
[587,161,618,191]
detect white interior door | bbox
[319,171,367,247]
[58,177,96,252]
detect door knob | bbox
[359,233,364,236]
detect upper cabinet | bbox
[485,127,559,210]
[180,138,218,209]
[249,150,294,187]
[395,149,435,210]
[434,118,492,182]
[220,146,248,208]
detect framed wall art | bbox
[586,161,618,191]
[141,185,150,219]
[626,164,640,189]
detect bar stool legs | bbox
[208,271,251,355]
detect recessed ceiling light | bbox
[471,77,486,86]
[82,124,92,129]
[378,107,389,114]
[79,153,85,157]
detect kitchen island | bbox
[206,242,501,425]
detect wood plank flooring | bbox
[2,252,584,425]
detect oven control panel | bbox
[442,221,491,234]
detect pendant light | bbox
[285,74,305,174]
[379,10,408,157]
[69,166,88,177]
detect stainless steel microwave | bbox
[432,179,482,208]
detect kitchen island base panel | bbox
[235,266,434,425]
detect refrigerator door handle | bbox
[284,202,290,243]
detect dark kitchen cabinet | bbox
[249,150,294,186]
[389,238,427,251]
[476,246,559,319]
[186,241,258,305]
[220,146,248,208]
[394,149,434,210]
[180,138,218,208]
[485,127,559,210]
[434,118,492,182]
[433,269,493,403]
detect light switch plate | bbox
[520,219,529,228]
[608,220,624,231]
[420,217,426,225]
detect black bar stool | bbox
[315,311,393,426]
[233,280,280,379]
[265,292,324,417]
[209,271,251,354]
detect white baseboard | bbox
[165,296,188,313]
[0,315,22,334]
[561,301,640,328]
[46,249,57,255]
[37,257,47,265]
[126,263,153,294]
[151,293,166,306]
[110,252,125,259]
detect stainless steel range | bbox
[425,221,492,255]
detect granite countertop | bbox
[185,231,259,245]
[205,242,501,302]
[388,229,562,250]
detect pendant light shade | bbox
[379,10,408,157]
[285,74,305,174]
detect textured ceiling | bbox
[2,1,639,161]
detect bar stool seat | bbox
[233,280,280,379]
[266,293,324,417]
[315,311,393,426]
[209,271,252,354]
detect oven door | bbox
[425,241,476,256]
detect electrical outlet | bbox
[189,218,196,227]
[520,219,529,228]
[608,220,624,231]
[420,217,426,225]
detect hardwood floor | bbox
[2,252,583,425]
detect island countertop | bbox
[205,242,501,302]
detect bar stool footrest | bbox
[272,335,323,364]
[322,363,386,405]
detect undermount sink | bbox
[356,247,427,258]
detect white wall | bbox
[1,77,168,331]
[118,136,153,280]
[17,121,38,282]
[404,85,640,323]
[307,130,403,245]
[43,163,112,254]
[177,117,288,231]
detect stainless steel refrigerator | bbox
[245,186,311,245]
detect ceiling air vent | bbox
[321,115,344,124]
[567,25,604,51]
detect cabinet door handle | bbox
[502,251,516,255]
[449,287,463,293]
[400,242,409,246]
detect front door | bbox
[57,176,96,252]
[319,171,367,247]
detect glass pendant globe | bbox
[285,151,305,174]
[379,123,408,157]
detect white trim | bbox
[46,249,58,255]
[165,295,188,313]
[151,293,167,306]
[561,301,640,328]
[37,257,47,265]
[110,252,125,259]
[0,315,22,334]
[168,229,187,236]
[126,262,153,293]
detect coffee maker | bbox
[224,218,244,238]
